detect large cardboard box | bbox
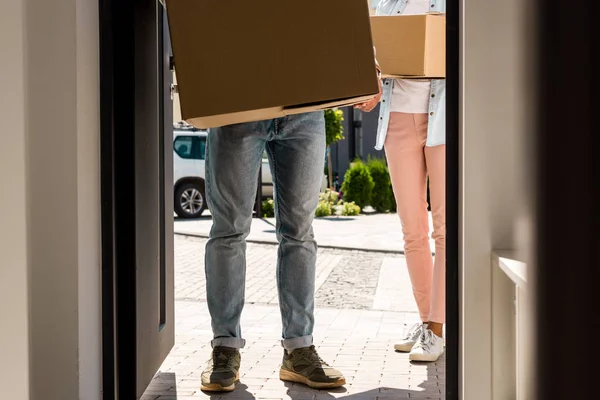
[165,0,379,129]
[370,14,445,79]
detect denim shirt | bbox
[373,0,446,150]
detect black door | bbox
[100,1,175,398]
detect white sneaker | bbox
[409,328,444,362]
[394,323,425,352]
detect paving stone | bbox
[142,237,445,400]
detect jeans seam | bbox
[205,133,213,214]
[266,142,287,335]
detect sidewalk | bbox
[174,236,419,313]
[149,228,446,399]
[175,213,435,254]
[143,301,445,400]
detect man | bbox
[203,88,380,391]
[159,1,382,392]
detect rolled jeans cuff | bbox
[212,337,246,349]
[281,335,313,351]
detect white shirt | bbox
[389,0,432,114]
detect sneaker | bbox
[280,345,346,389]
[409,328,444,362]
[394,323,425,352]
[200,346,241,392]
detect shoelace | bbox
[404,323,423,340]
[297,346,330,367]
[212,349,236,369]
[414,329,434,352]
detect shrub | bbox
[319,189,339,204]
[261,198,275,218]
[341,160,374,209]
[315,200,332,217]
[341,201,361,216]
[367,157,393,213]
[389,186,397,212]
[325,109,345,188]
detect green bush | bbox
[389,186,397,212]
[315,200,332,217]
[261,198,275,218]
[367,157,393,213]
[341,160,374,209]
[341,202,361,216]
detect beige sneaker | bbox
[409,328,444,362]
[200,346,241,392]
[280,346,346,389]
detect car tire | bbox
[174,181,206,219]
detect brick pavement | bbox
[143,236,444,399]
[175,236,418,313]
[143,302,445,400]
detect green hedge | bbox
[366,157,394,213]
[341,160,374,209]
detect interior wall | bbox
[0,0,102,399]
[460,0,534,398]
[0,1,31,399]
[76,0,102,398]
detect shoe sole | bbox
[394,343,415,352]
[279,369,346,389]
[200,372,239,392]
[409,353,443,362]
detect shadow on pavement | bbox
[145,362,442,399]
[143,371,177,399]
[174,215,212,222]
[316,217,357,222]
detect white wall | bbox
[0,0,101,399]
[75,0,102,398]
[0,1,31,399]
[460,0,535,399]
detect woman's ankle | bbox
[427,322,444,338]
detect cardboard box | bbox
[370,14,445,79]
[165,0,379,129]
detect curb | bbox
[174,231,411,255]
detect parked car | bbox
[173,125,327,219]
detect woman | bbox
[374,0,446,362]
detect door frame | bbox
[100,0,461,398]
[100,0,174,398]
[100,0,138,396]
[446,0,460,398]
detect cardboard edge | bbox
[185,93,377,129]
[382,74,445,80]
[186,107,285,130]
[424,13,446,78]
[284,94,377,115]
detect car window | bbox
[174,136,206,160]
[194,137,207,160]
[174,136,194,159]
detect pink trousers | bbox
[384,112,446,323]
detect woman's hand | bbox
[354,47,383,113]
[354,73,383,113]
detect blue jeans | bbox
[205,112,326,351]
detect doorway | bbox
[99,1,459,399]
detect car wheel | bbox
[175,181,206,218]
